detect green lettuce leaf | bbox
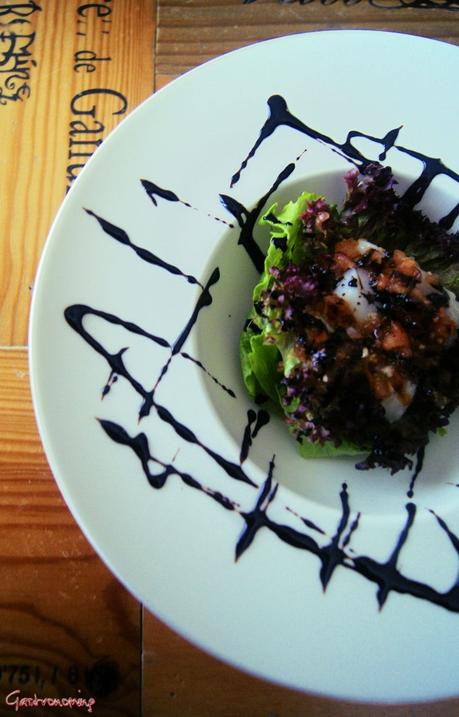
[252,192,321,304]
[240,190,364,459]
[240,328,282,406]
[297,437,365,458]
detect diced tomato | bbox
[334,239,361,259]
[333,252,355,273]
[368,373,392,400]
[432,308,457,345]
[382,321,412,356]
[322,293,353,327]
[393,249,421,279]
[308,327,329,346]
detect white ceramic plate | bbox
[30,31,459,703]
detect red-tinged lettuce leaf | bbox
[240,163,459,471]
[343,163,459,298]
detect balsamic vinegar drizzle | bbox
[319,483,352,590]
[85,209,203,287]
[430,509,459,558]
[180,351,236,398]
[140,179,184,206]
[229,95,399,187]
[173,268,220,357]
[221,161,296,274]
[142,267,222,414]
[286,506,325,536]
[141,178,235,228]
[155,400,256,486]
[102,370,119,399]
[240,408,270,463]
[407,446,425,499]
[107,414,459,613]
[232,95,459,221]
[235,459,278,560]
[65,304,171,409]
[99,419,241,509]
[396,148,459,211]
[65,94,459,613]
[341,511,361,550]
[440,202,459,231]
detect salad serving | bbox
[240,163,459,473]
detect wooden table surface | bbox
[1,2,459,715]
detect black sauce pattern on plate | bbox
[64,95,459,614]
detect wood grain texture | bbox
[142,610,459,717]
[0,349,141,715]
[155,0,459,87]
[0,3,155,712]
[0,0,155,346]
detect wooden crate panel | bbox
[0,0,155,346]
[0,348,141,716]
